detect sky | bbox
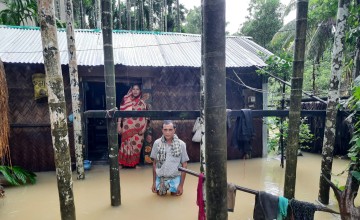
[180,0,295,34]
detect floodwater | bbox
[0,152,356,220]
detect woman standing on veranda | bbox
[117,84,148,168]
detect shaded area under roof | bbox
[0,25,272,68]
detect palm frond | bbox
[271,19,296,51]
[0,166,20,186]
[0,165,37,186]
[283,0,296,18]
[12,166,36,184]
[306,19,334,60]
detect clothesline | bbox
[178,167,340,215]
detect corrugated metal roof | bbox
[0,25,272,68]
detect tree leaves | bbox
[0,165,36,186]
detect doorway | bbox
[84,81,131,162]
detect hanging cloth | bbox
[197,173,206,220]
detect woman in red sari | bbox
[117,84,148,168]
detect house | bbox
[0,25,272,171]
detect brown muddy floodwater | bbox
[0,152,357,220]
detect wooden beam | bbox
[84,110,327,119]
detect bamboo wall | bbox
[5,64,74,171]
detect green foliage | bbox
[343,84,360,178]
[257,53,293,106]
[0,0,38,25]
[350,171,360,182]
[0,165,36,186]
[302,49,332,96]
[267,117,314,154]
[183,6,201,34]
[238,0,284,47]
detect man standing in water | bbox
[150,120,189,196]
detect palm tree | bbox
[283,0,309,200]
[318,0,351,205]
[101,0,121,206]
[38,0,76,218]
[203,0,227,218]
[65,0,85,180]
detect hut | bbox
[0,25,272,171]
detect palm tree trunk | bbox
[160,0,164,31]
[163,0,167,32]
[283,0,309,200]
[37,0,76,219]
[318,0,351,205]
[97,0,101,28]
[134,2,137,30]
[176,0,180,32]
[126,0,131,30]
[65,0,85,180]
[118,0,122,29]
[101,0,121,206]
[148,0,153,30]
[80,0,85,28]
[140,0,144,30]
[203,0,227,219]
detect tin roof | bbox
[0,25,272,68]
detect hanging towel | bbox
[197,173,206,220]
[277,196,289,220]
[289,199,316,220]
[227,183,237,212]
[253,191,279,220]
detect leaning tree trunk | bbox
[284,0,309,199]
[318,0,350,205]
[0,59,10,162]
[66,0,85,180]
[37,1,76,219]
[203,0,227,219]
[323,166,360,219]
[101,0,121,206]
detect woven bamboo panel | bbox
[9,127,55,171]
[6,64,76,171]
[152,70,200,110]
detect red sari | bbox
[118,90,147,167]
